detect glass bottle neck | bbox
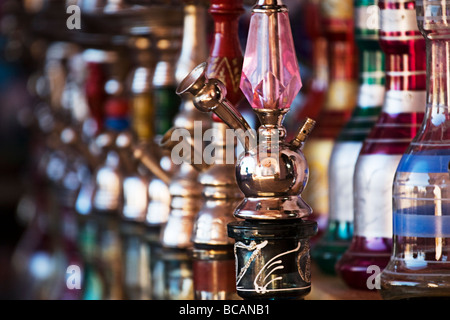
[379,0,427,114]
[209,5,243,59]
[384,49,427,92]
[412,39,450,148]
[316,38,357,138]
[426,39,450,112]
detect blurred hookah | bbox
[177,0,318,300]
[74,0,184,300]
[12,39,84,300]
[74,46,119,301]
[117,4,184,300]
[188,0,246,300]
[123,0,210,300]
[47,45,103,301]
[336,0,426,289]
[301,0,358,238]
[88,45,132,301]
[117,34,156,301]
[293,0,328,123]
[312,0,386,274]
[380,0,450,299]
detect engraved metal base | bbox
[234,196,312,220]
[227,219,317,300]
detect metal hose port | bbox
[176,62,208,96]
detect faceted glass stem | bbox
[240,8,302,111]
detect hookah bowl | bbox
[177,0,318,298]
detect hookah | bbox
[75,47,120,300]
[188,0,245,300]
[312,0,386,274]
[117,33,157,301]
[11,39,84,300]
[121,0,211,300]
[177,0,317,300]
[380,0,450,299]
[150,12,184,139]
[72,0,184,300]
[89,47,132,301]
[336,0,426,289]
[301,0,358,237]
[113,4,183,300]
[154,1,208,300]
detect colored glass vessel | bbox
[336,0,426,290]
[380,0,450,299]
[312,0,385,275]
[303,0,358,236]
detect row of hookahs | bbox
[1,0,449,300]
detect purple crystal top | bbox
[240,8,302,110]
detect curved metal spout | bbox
[115,132,172,185]
[176,62,256,152]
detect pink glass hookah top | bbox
[240,0,302,111]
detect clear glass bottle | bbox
[303,0,358,237]
[380,0,450,299]
[312,0,385,274]
[336,0,426,289]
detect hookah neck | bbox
[314,0,357,138]
[411,0,450,149]
[128,36,156,142]
[176,1,209,85]
[207,0,244,121]
[173,1,211,134]
[379,0,426,94]
[358,0,426,156]
[427,39,450,105]
[354,0,385,106]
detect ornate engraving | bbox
[234,240,311,293]
[208,57,242,95]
